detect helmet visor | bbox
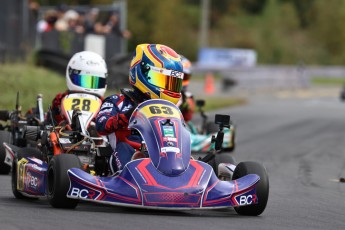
[70,73,106,89]
[146,65,184,93]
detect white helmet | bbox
[66,51,108,97]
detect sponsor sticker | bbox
[98,108,113,114]
[25,172,39,189]
[69,187,97,199]
[234,188,258,206]
[101,102,114,108]
[161,147,180,153]
[163,126,175,137]
[29,157,43,165]
[163,137,177,142]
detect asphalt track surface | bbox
[1,96,345,230]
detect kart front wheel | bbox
[47,154,81,209]
[233,161,269,216]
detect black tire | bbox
[0,130,12,174]
[233,161,269,216]
[11,147,43,199]
[208,153,236,176]
[47,154,81,209]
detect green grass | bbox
[203,97,247,111]
[0,63,118,112]
[0,63,66,111]
[311,77,345,86]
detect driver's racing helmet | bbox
[180,55,192,91]
[129,44,184,105]
[66,51,108,97]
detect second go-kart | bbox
[9,99,269,216]
[4,92,111,176]
[5,92,113,205]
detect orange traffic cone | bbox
[204,72,215,95]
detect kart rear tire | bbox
[233,161,269,216]
[0,131,12,174]
[12,147,43,199]
[47,154,81,209]
[209,153,236,176]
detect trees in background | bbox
[36,0,345,65]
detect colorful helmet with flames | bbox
[129,44,184,104]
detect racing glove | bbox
[117,113,129,128]
[105,113,129,132]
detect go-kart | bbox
[189,99,235,153]
[0,93,44,174]
[4,92,111,185]
[8,98,269,216]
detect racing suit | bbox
[95,89,144,173]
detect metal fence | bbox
[0,0,33,62]
[0,0,127,63]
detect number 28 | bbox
[71,99,91,111]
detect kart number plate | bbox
[62,94,101,113]
[141,104,180,119]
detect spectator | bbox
[64,10,84,33]
[102,11,131,39]
[29,0,40,21]
[55,4,69,31]
[76,11,86,33]
[84,7,99,34]
[36,9,58,33]
[29,0,40,44]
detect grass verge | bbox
[0,63,244,113]
[311,77,345,86]
[203,97,247,111]
[0,63,66,111]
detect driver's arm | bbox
[96,95,129,135]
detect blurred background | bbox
[1,0,345,109]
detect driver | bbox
[51,51,108,124]
[95,43,184,174]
